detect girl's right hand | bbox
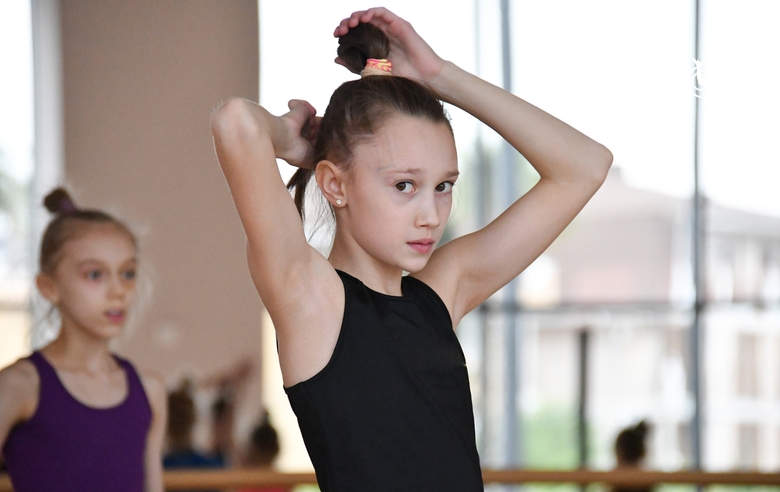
[333,7,445,84]
[275,99,320,169]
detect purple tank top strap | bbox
[26,351,70,411]
[112,354,149,407]
[27,350,49,371]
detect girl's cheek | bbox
[437,194,453,208]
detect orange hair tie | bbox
[360,58,392,77]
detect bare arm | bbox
[421,62,613,324]
[211,99,318,308]
[0,360,38,461]
[211,100,343,386]
[336,8,612,324]
[141,373,167,492]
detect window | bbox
[737,424,759,469]
[256,0,780,473]
[736,334,759,398]
[0,0,35,369]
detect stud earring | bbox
[336,200,342,205]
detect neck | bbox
[329,231,404,296]
[42,322,114,372]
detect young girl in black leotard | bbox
[211,7,612,491]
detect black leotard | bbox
[285,270,483,491]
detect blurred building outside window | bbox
[737,333,759,398]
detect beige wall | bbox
[58,0,264,422]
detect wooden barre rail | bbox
[1,468,778,490]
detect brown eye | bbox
[395,182,413,193]
[436,182,454,193]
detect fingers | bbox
[287,99,316,117]
[277,105,318,169]
[333,7,399,37]
[334,56,348,69]
[285,100,318,147]
[304,116,322,145]
[333,10,367,37]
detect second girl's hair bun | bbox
[43,187,78,216]
[337,23,389,75]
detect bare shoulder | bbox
[411,242,466,325]
[0,358,40,422]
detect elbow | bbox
[210,97,253,141]
[588,143,613,186]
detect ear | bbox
[36,273,60,305]
[315,160,347,207]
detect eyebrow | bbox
[76,258,137,267]
[388,167,422,175]
[386,167,460,179]
[76,259,104,267]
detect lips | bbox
[105,309,126,324]
[408,239,435,254]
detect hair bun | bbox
[633,420,649,438]
[43,187,78,216]
[337,23,390,75]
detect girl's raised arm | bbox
[211,100,344,386]
[211,99,317,302]
[341,8,613,325]
[426,63,613,324]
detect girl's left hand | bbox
[333,7,445,84]
[276,99,321,169]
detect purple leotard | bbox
[2,351,152,492]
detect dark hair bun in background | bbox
[43,187,78,216]
[337,23,390,75]
[633,420,649,439]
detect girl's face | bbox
[340,115,458,274]
[39,224,137,341]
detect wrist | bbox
[266,112,294,160]
[427,61,486,112]
[427,61,459,102]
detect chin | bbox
[401,258,431,274]
[89,326,124,341]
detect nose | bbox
[107,275,128,299]
[415,192,441,229]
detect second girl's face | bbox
[46,224,137,340]
[342,114,458,274]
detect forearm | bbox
[429,61,612,182]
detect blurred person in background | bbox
[239,409,290,492]
[0,188,166,492]
[612,420,652,492]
